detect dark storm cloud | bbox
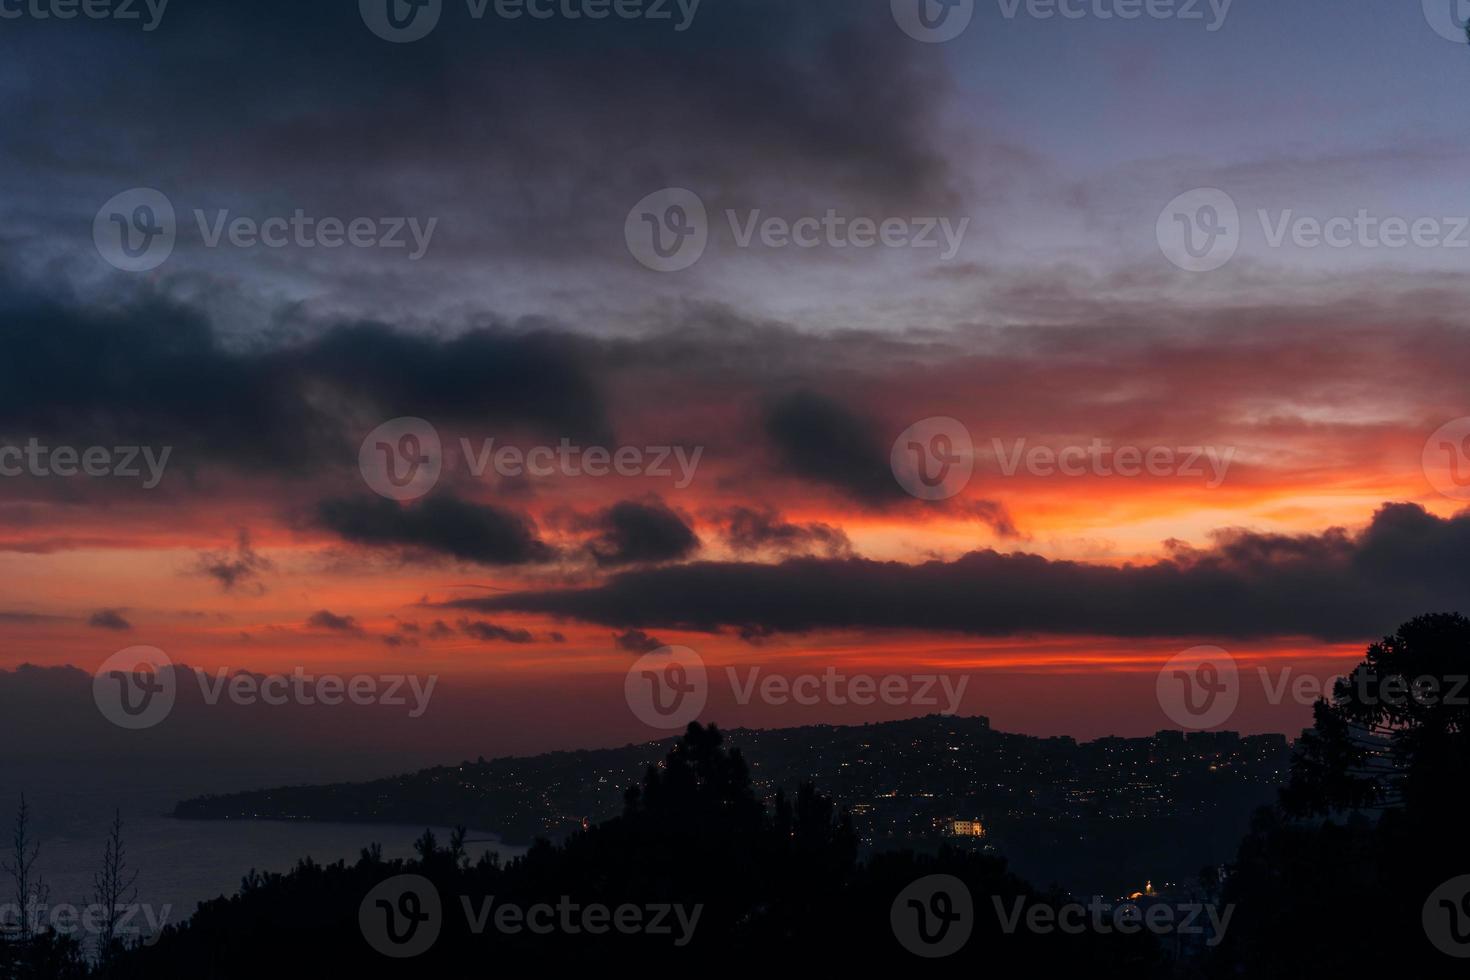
[764,390,904,505]
[452,504,1470,643]
[457,619,535,644]
[0,281,608,473]
[719,506,852,557]
[306,610,362,633]
[965,500,1021,539]
[87,609,131,631]
[315,494,555,566]
[613,628,665,654]
[192,530,273,594]
[294,323,607,438]
[3,1,957,260]
[578,498,700,567]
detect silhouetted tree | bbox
[2,796,47,941]
[1282,612,1470,823]
[91,810,138,964]
[0,797,87,980]
[1210,613,1470,978]
[447,827,468,870]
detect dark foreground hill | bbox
[111,723,1176,977]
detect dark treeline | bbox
[1204,612,1470,978]
[8,613,1470,978]
[0,803,135,979]
[90,721,1166,976]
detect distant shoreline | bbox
[167,811,520,847]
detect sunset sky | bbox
[3,0,1470,745]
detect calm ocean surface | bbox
[9,780,525,939]
[40,816,523,927]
